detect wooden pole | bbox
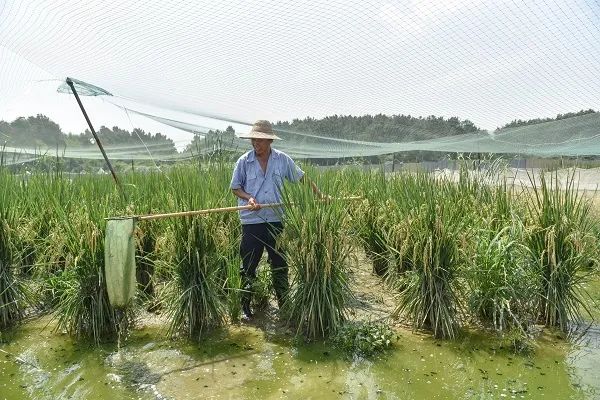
[107,196,363,221]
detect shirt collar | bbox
[246,148,280,162]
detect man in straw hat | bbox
[230,120,322,321]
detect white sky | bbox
[1,0,599,150]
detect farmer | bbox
[230,120,321,320]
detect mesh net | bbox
[0,0,599,160]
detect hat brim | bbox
[236,132,281,140]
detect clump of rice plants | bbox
[51,206,122,343]
[526,170,596,331]
[466,182,538,338]
[377,172,451,281]
[467,224,537,334]
[216,212,242,323]
[385,176,462,339]
[0,209,26,329]
[139,163,240,324]
[354,171,389,276]
[0,171,35,330]
[34,174,133,344]
[281,180,354,339]
[163,215,228,340]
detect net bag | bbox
[104,218,136,307]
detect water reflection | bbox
[567,323,600,398]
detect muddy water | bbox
[1,311,598,400]
[568,279,600,398]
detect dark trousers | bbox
[240,222,288,308]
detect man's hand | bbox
[248,197,261,210]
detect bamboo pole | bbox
[106,196,362,221]
[136,203,283,221]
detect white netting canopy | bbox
[0,0,599,159]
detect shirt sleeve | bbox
[284,154,304,182]
[230,158,245,189]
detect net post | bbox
[66,77,126,199]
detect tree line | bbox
[2,110,597,165]
[275,114,483,142]
[498,109,597,130]
[0,114,177,154]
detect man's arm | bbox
[232,188,261,210]
[230,157,261,210]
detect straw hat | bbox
[237,120,281,140]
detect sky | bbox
[1,0,599,151]
[0,68,241,151]
[0,48,239,151]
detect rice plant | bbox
[223,250,242,322]
[384,174,463,339]
[377,173,433,281]
[0,170,35,330]
[51,206,121,343]
[0,209,25,329]
[467,224,537,333]
[216,211,242,322]
[354,171,390,276]
[281,179,354,339]
[164,215,228,340]
[135,223,157,298]
[2,154,598,352]
[394,205,461,338]
[463,179,537,335]
[24,172,132,344]
[526,170,596,330]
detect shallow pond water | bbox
[1,312,598,400]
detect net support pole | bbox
[66,77,125,198]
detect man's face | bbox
[251,138,273,156]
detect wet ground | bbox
[1,313,597,400]
[1,261,599,399]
